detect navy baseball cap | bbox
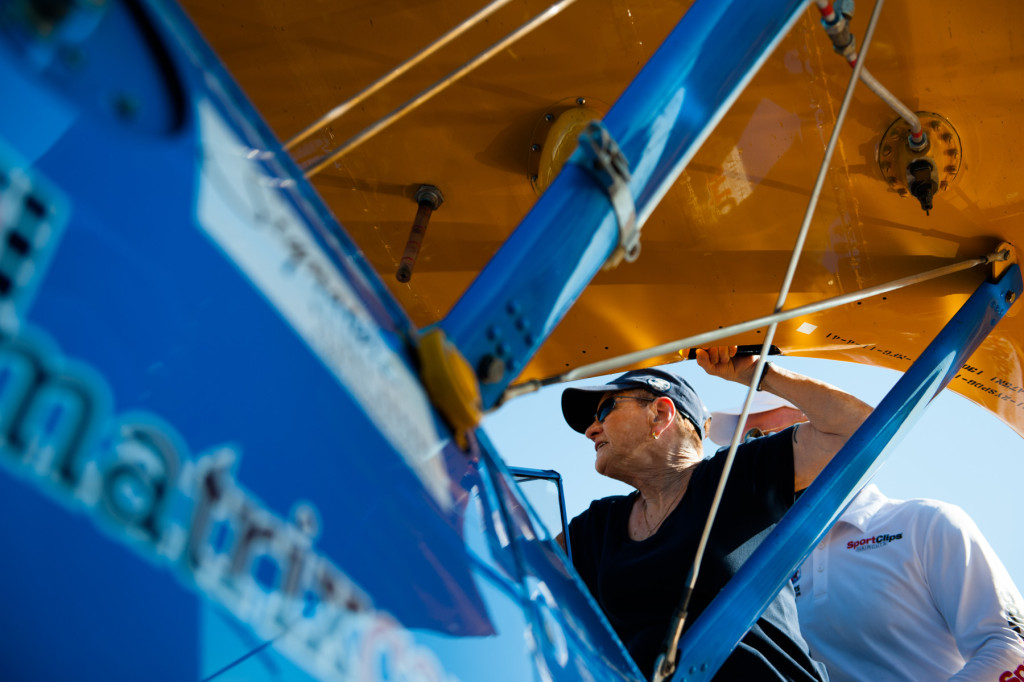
[561,368,711,438]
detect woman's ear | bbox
[652,396,676,424]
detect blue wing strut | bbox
[672,264,1023,680]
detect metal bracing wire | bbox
[285,0,518,152]
[297,0,579,178]
[812,0,922,136]
[651,1,891,679]
[499,248,1006,405]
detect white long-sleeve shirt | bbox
[793,485,1024,681]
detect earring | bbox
[652,431,660,440]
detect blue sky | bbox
[483,355,1024,590]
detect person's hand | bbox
[688,346,759,385]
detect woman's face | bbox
[585,391,655,479]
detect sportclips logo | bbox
[846,532,904,551]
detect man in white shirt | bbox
[709,398,1024,681]
[793,484,1024,681]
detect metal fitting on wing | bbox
[396,184,444,283]
[820,0,857,60]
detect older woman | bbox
[558,347,872,680]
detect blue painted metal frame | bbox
[12,0,1016,677]
[441,0,809,407]
[671,264,1024,681]
[0,0,649,678]
[509,466,572,562]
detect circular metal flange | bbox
[877,112,962,199]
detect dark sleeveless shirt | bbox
[567,429,827,680]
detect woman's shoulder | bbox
[709,427,796,465]
[573,492,635,526]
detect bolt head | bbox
[414,184,444,208]
[113,93,140,121]
[477,355,506,384]
[59,45,85,70]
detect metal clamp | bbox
[575,121,639,269]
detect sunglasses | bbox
[594,396,655,423]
